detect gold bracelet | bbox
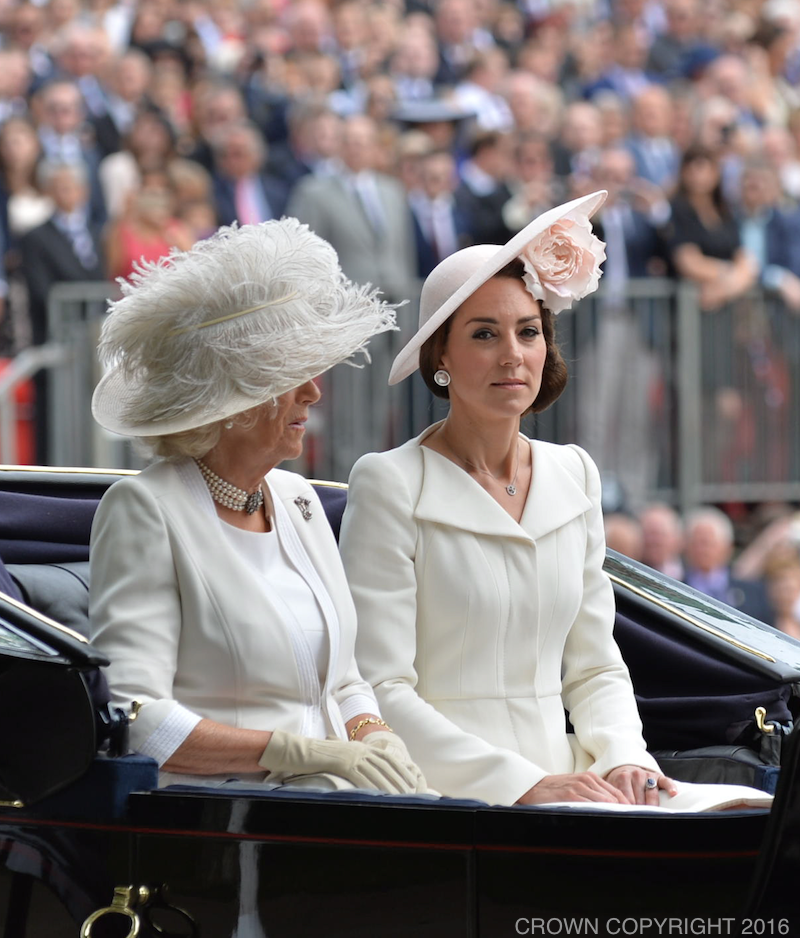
[349,717,393,741]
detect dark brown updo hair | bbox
[418,258,568,414]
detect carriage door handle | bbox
[80,884,148,937]
[80,883,198,938]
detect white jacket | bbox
[90,459,377,777]
[340,428,658,805]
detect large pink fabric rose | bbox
[519,216,606,315]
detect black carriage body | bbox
[0,466,798,937]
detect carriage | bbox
[0,464,799,937]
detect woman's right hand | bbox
[259,730,427,795]
[360,730,427,791]
[516,772,629,806]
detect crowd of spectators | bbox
[605,499,800,637]
[2,0,800,503]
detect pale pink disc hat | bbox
[388,189,608,385]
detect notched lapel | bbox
[415,446,532,541]
[414,441,592,542]
[521,442,592,540]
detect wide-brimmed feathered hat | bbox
[92,218,397,436]
[389,190,607,385]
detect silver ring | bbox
[645,777,658,790]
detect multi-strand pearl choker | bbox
[195,459,264,515]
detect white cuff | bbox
[338,693,381,724]
[138,704,203,765]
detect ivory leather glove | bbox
[259,730,421,794]
[361,731,428,793]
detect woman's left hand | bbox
[604,765,678,806]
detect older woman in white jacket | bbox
[89,218,426,794]
[340,192,677,808]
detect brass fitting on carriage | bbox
[80,882,198,938]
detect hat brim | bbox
[392,100,476,125]
[91,366,284,437]
[388,189,607,385]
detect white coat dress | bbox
[90,458,379,785]
[339,427,660,806]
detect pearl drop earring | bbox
[224,420,234,430]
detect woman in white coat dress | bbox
[89,218,426,794]
[339,191,679,807]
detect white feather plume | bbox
[97,218,398,430]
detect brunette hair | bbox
[418,258,568,414]
[677,144,728,217]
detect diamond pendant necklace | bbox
[443,433,521,496]
[505,448,520,496]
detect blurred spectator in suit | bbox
[287,114,415,304]
[610,0,667,44]
[454,129,512,245]
[552,100,603,181]
[408,148,468,277]
[184,82,248,173]
[332,0,370,90]
[210,121,288,228]
[737,157,800,482]
[104,169,195,281]
[20,160,106,461]
[0,49,33,125]
[90,49,153,159]
[434,0,494,86]
[503,71,562,140]
[21,160,105,345]
[53,24,113,145]
[596,92,631,149]
[646,0,718,83]
[576,146,668,510]
[638,503,685,580]
[604,513,644,561]
[267,100,342,190]
[582,23,653,102]
[452,48,513,132]
[395,130,435,197]
[33,80,106,226]
[390,24,440,102]
[282,0,334,56]
[502,132,563,234]
[626,85,681,195]
[738,159,800,311]
[683,507,773,622]
[703,54,763,130]
[8,2,55,92]
[287,113,415,478]
[240,49,291,147]
[761,124,800,202]
[592,147,669,298]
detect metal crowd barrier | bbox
[3,278,800,513]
